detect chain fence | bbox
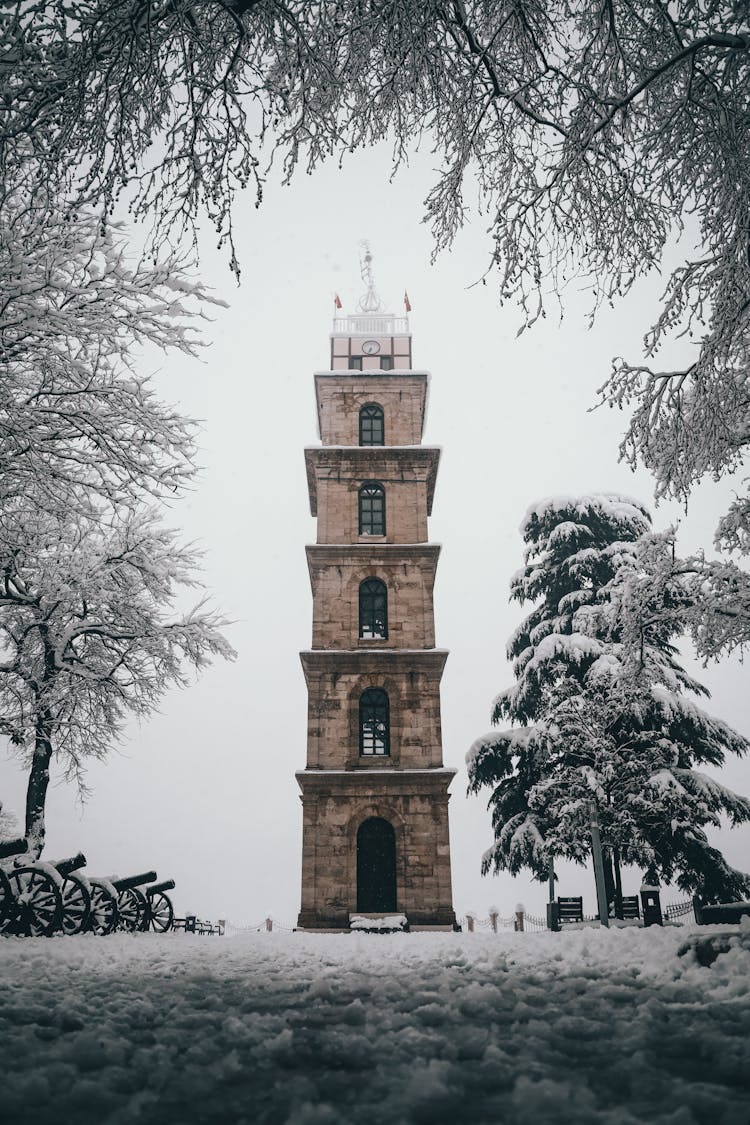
[219,897,698,936]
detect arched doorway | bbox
[356,817,397,912]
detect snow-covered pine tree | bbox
[606,527,750,664]
[467,494,750,906]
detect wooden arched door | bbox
[356,817,397,912]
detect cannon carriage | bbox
[147,880,176,932]
[0,837,63,937]
[88,872,176,933]
[1,839,177,937]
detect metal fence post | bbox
[489,909,498,933]
[466,914,475,933]
[515,903,525,932]
[265,916,273,932]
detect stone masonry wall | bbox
[297,777,455,929]
[307,550,438,649]
[315,375,428,446]
[301,654,447,771]
[314,477,428,543]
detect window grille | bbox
[359,481,385,536]
[359,578,388,639]
[359,403,384,446]
[359,688,390,755]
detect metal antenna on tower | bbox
[357,241,385,313]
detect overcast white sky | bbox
[1,144,748,925]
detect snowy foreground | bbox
[2,926,749,1125]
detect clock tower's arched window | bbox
[359,481,385,536]
[359,688,390,756]
[359,578,388,639]
[359,403,384,446]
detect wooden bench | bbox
[172,916,223,934]
[557,896,583,923]
[621,895,640,920]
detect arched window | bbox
[359,481,385,536]
[359,403,384,446]
[359,578,388,639]
[359,688,390,756]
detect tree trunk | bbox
[602,847,616,916]
[613,847,624,919]
[25,710,53,859]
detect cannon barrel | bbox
[0,837,27,860]
[147,879,175,896]
[111,871,157,892]
[51,853,87,878]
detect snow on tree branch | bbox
[3,4,748,537]
[468,494,750,901]
[603,527,750,664]
[0,502,235,857]
[0,195,224,510]
[0,190,233,857]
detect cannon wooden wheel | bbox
[60,873,91,935]
[7,866,62,937]
[115,887,143,932]
[87,880,118,935]
[133,888,150,932]
[148,891,174,933]
[0,867,15,934]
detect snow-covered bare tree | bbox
[0,503,234,857]
[0,194,235,853]
[467,495,750,904]
[0,195,223,514]
[4,3,748,533]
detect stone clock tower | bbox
[297,265,456,931]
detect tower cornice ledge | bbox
[305,542,441,577]
[305,446,440,515]
[299,648,448,682]
[295,767,457,794]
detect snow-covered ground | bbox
[2,925,749,1125]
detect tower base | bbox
[297,768,457,932]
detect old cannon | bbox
[1,839,63,937]
[1,840,178,936]
[1,845,95,936]
[85,875,120,935]
[86,872,176,933]
[147,879,175,932]
[55,853,91,935]
[112,871,158,932]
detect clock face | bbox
[362,339,381,355]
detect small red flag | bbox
[404,290,412,312]
[334,293,342,309]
